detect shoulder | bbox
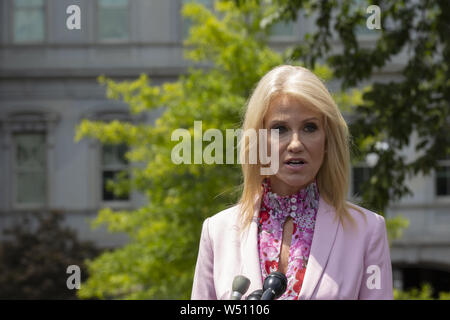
[208,204,241,223]
[344,201,388,236]
[204,204,242,235]
[347,201,385,222]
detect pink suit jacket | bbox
[191,195,394,300]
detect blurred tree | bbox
[75,0,362,299]
[394,283,450,300]
[0,211,100,299]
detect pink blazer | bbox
[191,195,394,300]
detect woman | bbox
[191,65,393,300]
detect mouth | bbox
[284,159,306,170]
[284,159,307,167]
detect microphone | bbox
[260,271,287,300]
[246,289,263,300]
[230,275,251,300]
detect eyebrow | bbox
[269,117,320,124]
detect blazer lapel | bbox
[239,195,263,295]
[298,195,339,300]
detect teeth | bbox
[288,160,304,164]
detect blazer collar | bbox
[239,194,338,300]
[239,195,264,296]
[298,195,338,299]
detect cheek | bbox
[269,134,290,148]
[266,132,326,156]
[310,138,327,163]
[266,135,285,155]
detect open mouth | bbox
[285,160,306,166]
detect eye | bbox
[304,123,317,132]
[271,125,287,134]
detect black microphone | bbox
[230,275,251,300]
[260,271,287,300]
[246,289,263,300]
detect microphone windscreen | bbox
[246,289,263,300]
[232,275,251,294]
[262,271,288,300]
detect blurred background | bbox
[0,0,449,299]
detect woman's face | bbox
[263,94,327,196]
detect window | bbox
[436,154,450,196]
[352,0,378,37]
[98,0,129,41]
[13,0,45,43]
[101,143,130,202]
[13,132,47,207]
[82,109,136,208]
[352,165,372,197]
[1,111,59,211]
[392,268,404,291]
[269,21,294,38]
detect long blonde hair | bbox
[237,65,366,232]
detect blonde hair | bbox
[237,65,366,232]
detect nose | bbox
[287,133,303,153]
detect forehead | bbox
[265,95,322,121]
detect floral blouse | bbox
[257,177,320,300]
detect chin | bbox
[277,175,311,189]
[277,177,307,188]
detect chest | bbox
[278,218,294,274]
